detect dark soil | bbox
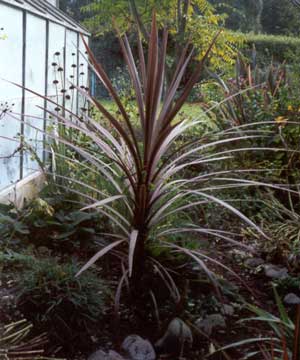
[0,235,296,360]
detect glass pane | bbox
[0,5,23,190]
[23,14,46,177]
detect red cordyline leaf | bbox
[128,230,139,277]
[80,195,125,211]
[75,240,126,277]
[80,36,142,174]
[81,13,220,182]
[292,304,300,360]
[114,22,145,130]
[281,332,289,360]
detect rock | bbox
[0,288,15,307]
[122,335,156,360]
[0,294,14,306]
[244,257,264,268]
[88,350,125,360]
[196,314,226,336]
[284,293,300,305]
[36,246,52,256]
[221,304,235,316]
[264,265,288,279]
[155,318,193,355]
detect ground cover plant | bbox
[0,251,110,354]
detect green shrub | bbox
[0,196,107,254]
[242,33,300,64]
[207,54,300,185]
[244,193,300,270]
[0,203,30,250]
[0,252,110,352]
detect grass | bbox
[98,99,206,123]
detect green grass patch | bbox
[97,99,205,121]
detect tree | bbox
[213,0,300,36]
[211,0,261,33]
[261,0,300,35]
[79,0,241,69]
[59,0,89,22]
[255,0,264,34]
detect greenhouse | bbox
[0,0,89,203]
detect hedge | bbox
[241,33,300,64]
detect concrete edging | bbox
[0,171,45,208]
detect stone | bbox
[221,304,235,316]
[244,257,264,268]
[155,318,193,356]
[122,335,156,360]
[88,350,125,360]
[196,314,226,336]
[264,265,288,279]
[284,293,300,305]
[0,288,15,307]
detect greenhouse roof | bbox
[0,0,90,35]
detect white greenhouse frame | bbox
[0,0,90,206]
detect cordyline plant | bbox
[73,16,256,287]
[9,14,294,303]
